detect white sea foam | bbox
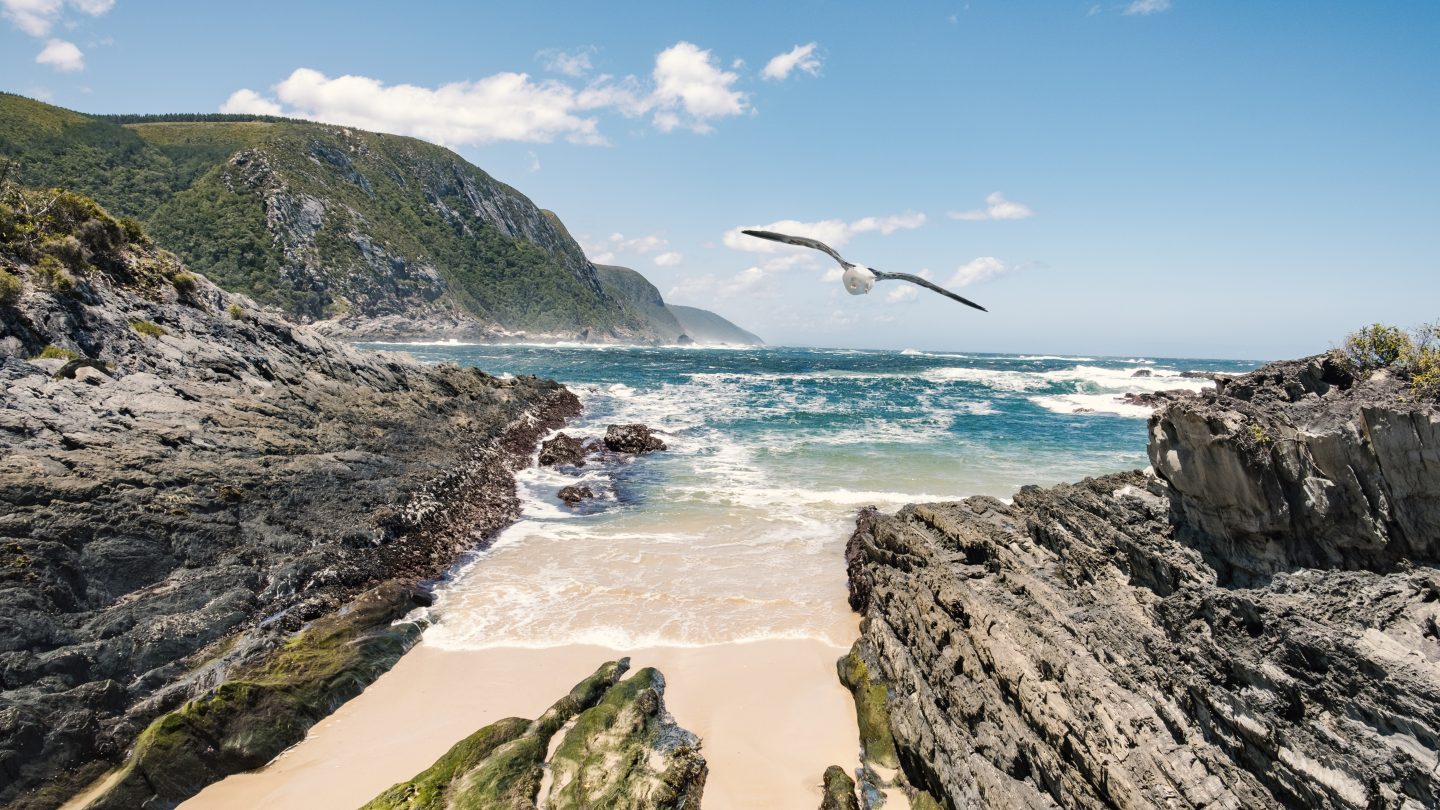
[1029,393,1158,419]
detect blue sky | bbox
[3,1,1437,359]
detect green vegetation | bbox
[0,270,20,305]
[226,302,244,320]
[820,765,860,810]
[1,92,644,334]
[1340,322,1440,401]
[130,320,166,338]
[36,345,78,360]
[169,271,198,292]
[88,583,428,810]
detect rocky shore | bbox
[841,354,1440,808]
[0,191,579,808]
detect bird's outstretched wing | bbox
[741,229,848,267]
[873,271,989,312]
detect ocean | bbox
[363,344,1259,653]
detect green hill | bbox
[0,93,693,340]
[667,304,764,345]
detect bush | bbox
[171,271,199,292]
[118,216,148,245]
[0,271,21,306]
[34,254,75,293]
[1341,323,1413,373]
[131,320,166,338]
[1339,322,1440,402]
[226,302,245,320]
[37,344,78,360]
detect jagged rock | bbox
[0,191,580,809]
[843,354,1440,809]
[558,485,595,505]
[1131,368,1153,377]
[362,660,630,810]
[546,667,706,810]
[540,432,589,467]
[363,662,705,810]
[605,424,668,454]
[1120,388,1198,407]
[819,765,860,810]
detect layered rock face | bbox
[845,356,1440,808]
[364,660,706,810]
[0,192,579,807]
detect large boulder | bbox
[539,432,590,466]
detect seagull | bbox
[741,229,988,312]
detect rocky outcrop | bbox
[605,424,668,454]
[0,190,580,808]
[540,432,591,467]
[363,661,706,810]
[820,766,861,810]
[844,355,1440,808]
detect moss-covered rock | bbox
[819,765,860,810]
[86,581,430,809]
[545,667,706,810]
[837,641,898,770]
[361,659,630,810]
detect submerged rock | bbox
[558,485,595,504]
[540,432,590,467]
[363,661,706,810]
[843,354,1440,808]
[604,423,668,454]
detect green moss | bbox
[130,319,166,338]
[820,765,860,810]
[37,344,78,360]
[910,789,944,810]
[837,643,899,769]
[87,582,429,810]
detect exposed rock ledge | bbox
[0,191,579,808]
[844,354,1439,808]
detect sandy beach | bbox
[179,635,860,809]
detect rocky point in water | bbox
[605,423,668,454]
[0,189,580,809]
[839,353,1440,808]
[363,659,706,810]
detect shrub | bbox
[226,302,245,320]
[37,344,78,360]
[34,255,75,293]
[171,271,199,292]
[118,216,148,245]
[131,320,166,338]
[0,271,21,306]
[1341,323,1413,373]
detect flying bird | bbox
[740,229,988,311]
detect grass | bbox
[37,344,78,360]
[130,320,166,338]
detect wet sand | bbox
[180,635,860,810]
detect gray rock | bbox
[1131,368,1152,377]
[845,354,1440,809]
[604,424,668,454]
[558,485,594,505]
[540,432,590,467]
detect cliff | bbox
[0,93,759,345]
[0,188,579,808]
[842,354,1440,808]
[593,264,763,346]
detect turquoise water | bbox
[367,344,1258,649]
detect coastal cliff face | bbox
[0,93,761,345]
[0,190,579,807]
[844,356,1440,808]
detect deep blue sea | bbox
[361,343,1258,650]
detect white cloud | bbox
[35,38,83,71]
[222,68,607,146]
[222,40,752,146]
[650,41,747,133]
[724,212,927,255]
[947,257,1017,288]
[667,265,771,302]
[2,0,111,37]
[538,47,595,77]
[526,150,541,172]
[947,192,1034,221]
[886,285,918,304]
[580,232,670,264]
[653,251,683,267]
[1124,0,1171,14]
[761,42,822,81]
